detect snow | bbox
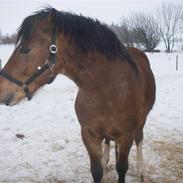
[0,45,183,183]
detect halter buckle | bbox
[45,59,55,68]
[22,84,28,90]
[22,84,32,101]
[50,44,57,54]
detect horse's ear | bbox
[42,8,57,34]
[47,8,57,27]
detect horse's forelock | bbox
[16,7,56,46]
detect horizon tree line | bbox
[0,30,17,45]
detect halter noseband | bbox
[0,27,57,101]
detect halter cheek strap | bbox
[0,27,57,101]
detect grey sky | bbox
[0,0,183,34]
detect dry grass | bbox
[150,140,183,183]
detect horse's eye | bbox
[20,47,31,54]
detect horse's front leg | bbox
[81,127,103,183]
[116,135,134,183]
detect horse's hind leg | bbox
[135,127,147,182]
[115,142,119,162]
[81,127,103,183]
[116,135,134,183]
[102,139,110,174]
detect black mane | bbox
[17,7,134,63]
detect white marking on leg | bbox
[103,142,110,165]
[115,142,120,162]
[102,142,110,175]
[137,141,146,182]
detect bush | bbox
[0,32,17,44]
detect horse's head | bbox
[0,8,59,106]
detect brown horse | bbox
[0,8,155,183]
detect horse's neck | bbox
[57,42,114,89]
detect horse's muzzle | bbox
[2,93,14,106]
[46,75,56,84]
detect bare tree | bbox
[112,13,160,51]
[125,13,160,52]
[157,3,183,52]
[111,21,135,47]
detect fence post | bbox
[0,59,2,70]
[176,55,178,71]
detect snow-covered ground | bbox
[0,45,183,183]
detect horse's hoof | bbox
[140,174,145,182]
[140,175,150,183]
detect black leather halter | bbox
[0,27,57,101]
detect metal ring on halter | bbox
[22,84,28,90]
[50,44,57,54]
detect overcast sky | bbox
[0,0,183,34]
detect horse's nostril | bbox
[4,93,14,106]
